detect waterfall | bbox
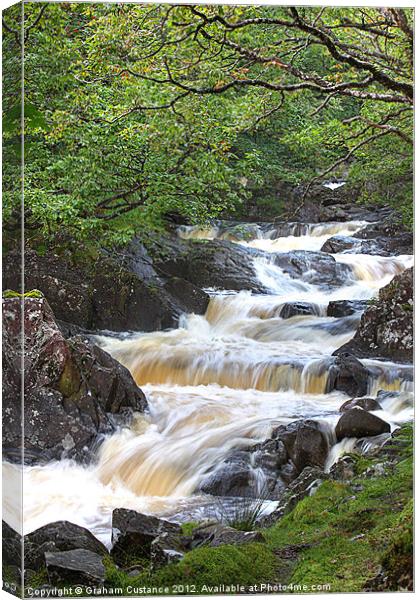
[6,216,413,546]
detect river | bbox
[3,219,413,548]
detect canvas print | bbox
[2,1,414,597]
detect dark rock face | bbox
[336,408,391,441]
[326,353,369,397]
[2,296,147,464]
[321,235,362,254]
[111,509,180,566]
[150,532,186,569]
[335,268,413,362]
[327,300,368,318]
[45,549,105,586]
[280,302,319,319]
[198,451,255,498]
[353,222,413,257]
[156,239,267,293]
[2,520,108,575]
[339,397,382,413]
[3,245,209,334]
[272,251,352,287]
[273,420,330,473]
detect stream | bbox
[3,219,413,548]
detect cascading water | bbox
[3,219,413,548]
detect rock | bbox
[353,222,413,256]
[327,300,368,317]
[273,420,330,473]
[321,235,390,256]
[2,522,22,570]
[198,451,255,498]
[280,302,319,319]
[156,238,267,293]
[335,268,413,362]
[3,244,209,333]
[24,521,108,571]
[339,397,382,413]
[45,549,105,586]
[191,523,265,548]
[336,408,391,441]
[263,466,328,525]
[111,509,180,566]
[326,353,369,397]
[2,295,147,464]
[150,532,186,569]
[272,251,352,287]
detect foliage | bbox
[2,3,413,249]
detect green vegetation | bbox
[3,4,413,252]
[97,425,413,595]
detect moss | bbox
[180,522,200,536]
[2,289,44,299]
[26,567,49,589]
[57,358,81,398]
[105,543,276,595]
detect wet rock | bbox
[2,295,146,464]
[336,408,391,441]
[3,245,209,333]
[280,302,319,319]
[156,238,267,293]
[272,251,352,287]
[198,451,254,498]
[326,353,369,397]
[335,268,413,362]
[24,521,108,571]
[111,509,180,566]
[339,397,382,413]
[45,549,105,586]
[321,235,387,256]
[327,300,368,318]
[353,222,413,257]
[273,420,330,473]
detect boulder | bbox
[280,302,319,319]
[339,397,382,413]
[45,549,105,586]
[272,251,352,287]
[335,408,391,441]
[335,268,413,362]
[198,451,255,498]
[327,300,368,318]
[3,244,209,333]
[156,238,267,293]
[111,509,180,566]
[2,295,147,464]
[24,521,108,571]
[326,353,369,397]
[273,420,330,473]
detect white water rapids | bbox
[3,220,413,548]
